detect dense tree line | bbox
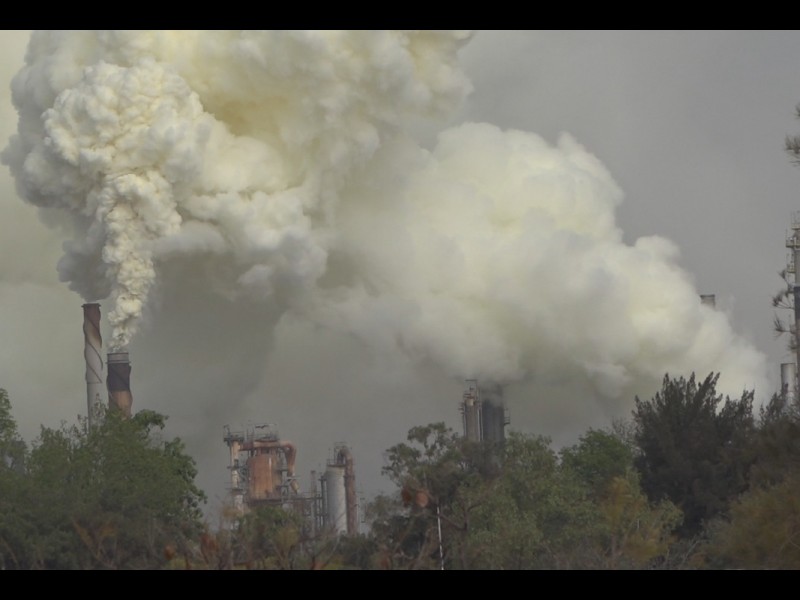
[361,373,800,569]
[2,371,800,569]
[0,389,206,569]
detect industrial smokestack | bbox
[106,351,132,418]
[461,380,508,443]
[479,382,507,443]
[82,303,103,427]
[781,362,797,402]
[336,446,358,536]
[700,294,716,309]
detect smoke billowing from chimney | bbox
[107,351,132,418]
[2,31,769,435]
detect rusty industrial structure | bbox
[460,379,509,443]
[222,424,359,536]
[222,423,300,514]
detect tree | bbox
[702,474,800,569]
[0,405,207,569]
[226,505,307,569]
[0,389,30,568]
[378,422,490,569]
[595,470,682,569]
[364,491,441,570]
[631,373,756,538]
[0,388,25,472]
[466,431,594,569]
[558,428,682,569]
[748,391,800,489]
[560,428,634,498]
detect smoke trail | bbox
[2,30,472,349]
[2,29,769,437]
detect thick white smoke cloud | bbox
[311,121,768,403]
[2,31,771,504]
[3,30,472,349]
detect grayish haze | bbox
[0,31,797,520]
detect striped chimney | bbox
[82,303,103,427]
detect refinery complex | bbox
[77,222,800,535]
[77,299,521,535]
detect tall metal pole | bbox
[786,213,800,398]
[436,504,444,571]
[792,215,800,398]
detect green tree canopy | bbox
[0,389,29,568]
[748,391,800,488]
[560,428,634,498]
[702,474,800,569]
[371,423,681,569]
[0,402,206,569]
[632,372,756,538]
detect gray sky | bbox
[1,31,798,519]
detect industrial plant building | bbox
[222,424,359,537]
